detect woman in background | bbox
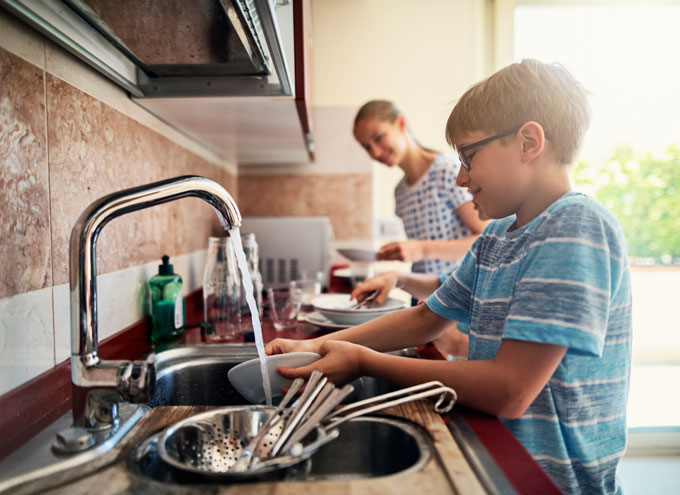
[353,100,486,274]
[353,100,488,358]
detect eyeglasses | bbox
[457,128,519,171]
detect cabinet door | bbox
[294,0,315,161]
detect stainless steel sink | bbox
[150,344,260,406]
[128,415,431,483]
[150,344,407,406]
[133,344,433,483]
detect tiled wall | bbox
[237,104,375,243]
[0,9,376,398]
[239,173,371,240]
[0,12,236,395]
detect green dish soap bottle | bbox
[149,255,185,344]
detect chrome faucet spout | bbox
[69,175,241,423]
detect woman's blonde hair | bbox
[446,59,591,165]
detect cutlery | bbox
[350,290,379,310]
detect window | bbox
[499,1,680,431]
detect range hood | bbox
[1,0,293,98]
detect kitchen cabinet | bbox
[133,0,315,165]
[0,0,315,165]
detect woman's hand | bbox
[276,340,371,385]
[350,271,399,305]
[377,240,425,262]
[265,337,320,356]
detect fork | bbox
[350,290,379,310]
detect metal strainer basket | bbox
[156,378,456,479]
[157,405,335,478]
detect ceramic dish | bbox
[301,311,349,331]
[336,248,378,262]
[311,294,407,326]
[312,293,406,313]
[228,352,321,404]
[332,267,352,279]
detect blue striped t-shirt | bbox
[426,192,632,495]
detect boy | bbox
[266,59,632,495]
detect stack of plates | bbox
[310,294,407,326]
[301,311,349,330]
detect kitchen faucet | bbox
[69,175,241,425]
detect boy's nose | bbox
[456,166,469,187]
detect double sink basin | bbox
[0,345,434,494]
[131,344,433,484]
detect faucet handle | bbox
[117,354,156,403]
[83,389,121,429]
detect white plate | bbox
[311,294,407,325]
[332,267,351,278]
[301,311,349,330]
[311,293,406,313]
[337,248,378,262]
[228,352,321,404]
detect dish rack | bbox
[241,217,335,289]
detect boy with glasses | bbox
[267,59,632,495]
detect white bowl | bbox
[311,294,407,325]
[336,248,378,262]
[228,352,321,404]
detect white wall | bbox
[311,0,491,230]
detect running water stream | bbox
[229,227,273,406]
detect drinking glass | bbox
[203,236,241,341]
[267,287,302,330]
[290,279,321,315]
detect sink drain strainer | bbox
[170,416,283,472]
[157,406,330,478]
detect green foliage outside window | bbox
[571,144,680,265]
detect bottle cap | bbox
[159,255,174,275]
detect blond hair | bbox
[446,59,591,165]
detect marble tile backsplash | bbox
[0,47,51,299]
[238,173,372,240]
[0,10,373,397]
[0,32,234,394]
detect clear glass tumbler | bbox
[267,287,302,330]
[290,279,321,315]
[203,236,241,341]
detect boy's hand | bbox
[265,337,319,356]
[377,240,424,262]
[276,340,369,385]
[350,271,399,305]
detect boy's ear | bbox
[518,121,545,162]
